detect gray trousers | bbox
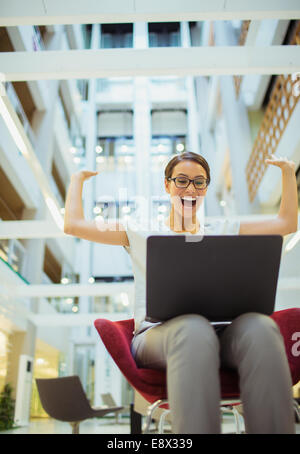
[131,313,295,434]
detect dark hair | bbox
[164,151,211,185]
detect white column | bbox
[181,22,206,222]
[77,24,99,334]
[94,340,122,407]
[133,22,151,227]
[214,21,258,215]
[180,22,200,155]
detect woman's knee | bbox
[164,313,219,350]
[231,312,283,354]
[234,313,280,337]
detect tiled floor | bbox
[1,415,300,435]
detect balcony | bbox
[53,100,76,177]
[0,237,26,275]
[5,82,36,149]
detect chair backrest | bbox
[271,308,300,385]
[36,376,92,422]
[94,318,168,403]
[94,319,240,400]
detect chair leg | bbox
[143,399,169,434]
[231,406,242,434]
[158,409,171,434]
[220,405,244,434]
[70,421,80,434]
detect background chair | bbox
[101,392,128,423]
[36,375,123,434]
[94,308,300,434]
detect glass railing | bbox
[0,237,25,275]
[6,82,36,148]
[93,294,132,314]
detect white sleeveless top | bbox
[123,218,240,333]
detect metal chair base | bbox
[144,399,245,434]
[143,399,170,434]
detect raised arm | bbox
[64,170,129,246]
[239,155,298,236]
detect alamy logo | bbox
[291,332,300,357]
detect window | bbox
[148,22,181,47]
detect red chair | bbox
[94,308,300,433]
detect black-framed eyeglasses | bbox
[167,176,209,190]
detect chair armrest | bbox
[271,308,300,385]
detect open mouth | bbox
[180,197,197,207]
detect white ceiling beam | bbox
[1,46,300,81]
[0,220,64,239]
[0,0,299,26]
[1,215,299,239]
[3,282,134,298]
[4,279,298,299]
[28,312,130,327]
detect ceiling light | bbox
[70,146,77,154]
[95,145,103,153]
[93,206,102,214]
[176,143,185,152]
[36,358,46,366]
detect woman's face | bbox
[165,160,208,218]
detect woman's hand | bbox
[72,170,99,182]
[265,154,296,173]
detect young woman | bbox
[64,151,298,434]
